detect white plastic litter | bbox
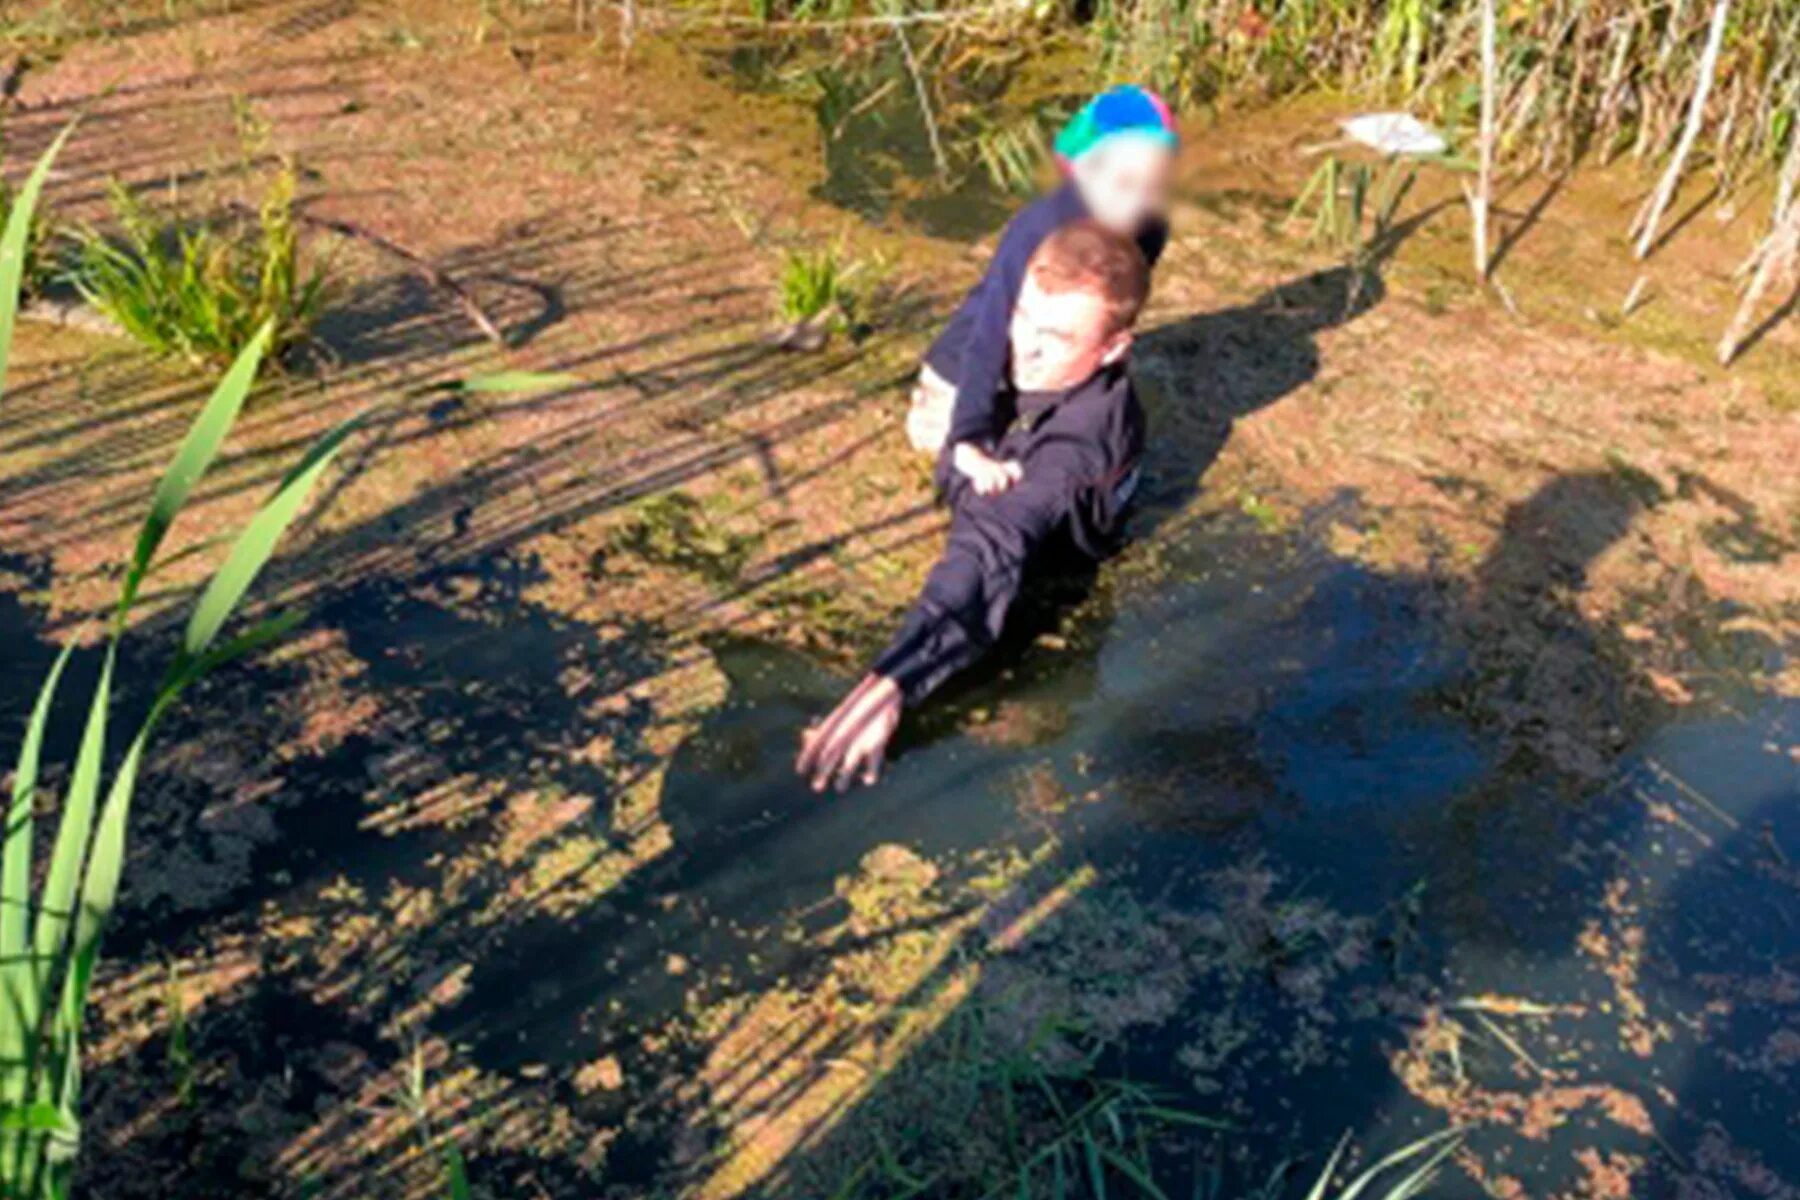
[1339,113,1448,157]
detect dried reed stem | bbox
[1718,131,1800,362]
[894,25,949,179]
[275,206,508,347]
[1633,0,1730,260]
[595,2,1010,30]
[1473,0,1497,278]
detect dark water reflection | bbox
[710,38,1052,240]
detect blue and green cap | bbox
[1054,85,1179,167]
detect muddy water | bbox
[4,467,1782,1198]
[2,479,1792,1192]
[406,488,1797,1192]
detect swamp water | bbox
[0,65,1792,1187]
[2,465,1795,1193]
[353,500,1800,1189]
[602,495,1798,1195]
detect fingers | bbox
[833,741,865,793]
[795,723,823,777]
[797,677,871,775]
[798,676,899,792]
[971,462,1022,496]
[829,720,884,793]
[978,463,1018,495]
[796,681,868,789]
[800,690,886,792]
[812,708,871,793]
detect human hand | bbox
[796,674,903,792]
[952,442,1024,496]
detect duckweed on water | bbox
[607,491,764,587]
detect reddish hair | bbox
[1025,220,1149,334]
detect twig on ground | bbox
[1621,272,1650,315]
[1492,277,1520,315]
[1470,1011,1553,1079]
[272,204,508,347]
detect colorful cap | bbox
[1054,85,1179,166]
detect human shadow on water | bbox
[1131,263,1384,518]
[668,465,1798,1199]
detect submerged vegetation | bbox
[71,164,332,368]
[1288,154,1417,270]
[808,998,1229,1198]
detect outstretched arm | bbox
[797,460,1088,791]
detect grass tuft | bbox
[71,162,332,369]
[778,242,861,327]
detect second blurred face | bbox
[1071,135,1174,236]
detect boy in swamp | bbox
[905,84,1177,494]
[799,221,1151,791]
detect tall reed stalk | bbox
[1471,0,1495,280]
[0,129,363,1200]
[1719,128,1800,362]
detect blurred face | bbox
[1008,272,1131,393]
[1071,136,1174,234]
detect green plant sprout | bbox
[71,162,332,369]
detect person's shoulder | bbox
[999,182,1083,248]
[1058,367,1139,439]
[1087,368,1146,458]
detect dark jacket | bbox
[872,363,1145,707]
[924,182,1167,449]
